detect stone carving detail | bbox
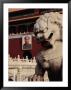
[34,12,62,81]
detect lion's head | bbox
[34,12,62,48]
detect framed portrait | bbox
[22,35,32,50]
[0,0,69,89]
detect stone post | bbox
[17,66,22,81]
[17,54,20,61]
[44,71,49,81]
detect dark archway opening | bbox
[23,50,32,59]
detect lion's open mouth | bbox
[41,40,53,49]
[41,32,53,48]
[36,32,53,49]
[37,32,53,42]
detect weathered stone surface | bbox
[34,12,62,81]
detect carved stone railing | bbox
[8,54,49,81]
[8,54,37,81]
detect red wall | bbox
[9,37,42,58]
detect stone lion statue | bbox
[33,12,63,81]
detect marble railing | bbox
[8,54,49,81]
[8,54,37,81]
